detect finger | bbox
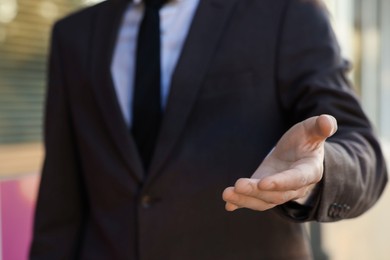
[223,187,276,211]
[222,187,242,211]
[232,178,310,204]
[225,202,240,211]
[233,178,259,194]
[222,186,236,201]
[258,163,322,191]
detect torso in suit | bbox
[30,0,388,259]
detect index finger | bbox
[258,164,322,191]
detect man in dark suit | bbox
[30,0,387,259]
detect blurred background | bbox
[0,0,389,259]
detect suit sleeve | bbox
[275,0,387,222]
[30,23,86,259]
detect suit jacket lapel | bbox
[147,0,239,182]
[90,0,144,182]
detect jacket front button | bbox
[141,195,153,209]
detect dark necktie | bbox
[132,0,167,170]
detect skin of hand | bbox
[222,114,338,211]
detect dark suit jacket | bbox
[30,0,388,259]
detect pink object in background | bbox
[1,174,40,260]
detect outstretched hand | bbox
[222,115,338,211]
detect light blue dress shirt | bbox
[111,0,200,127]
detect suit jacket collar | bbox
[90,0,144,183]
[147,0,239,184]
[89,0,238,184]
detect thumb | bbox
[271,114,338,159]
[304,114,338,141]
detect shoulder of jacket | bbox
[285,0,328,10]
[53,0,111,33]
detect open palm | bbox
[222,115,338,211]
